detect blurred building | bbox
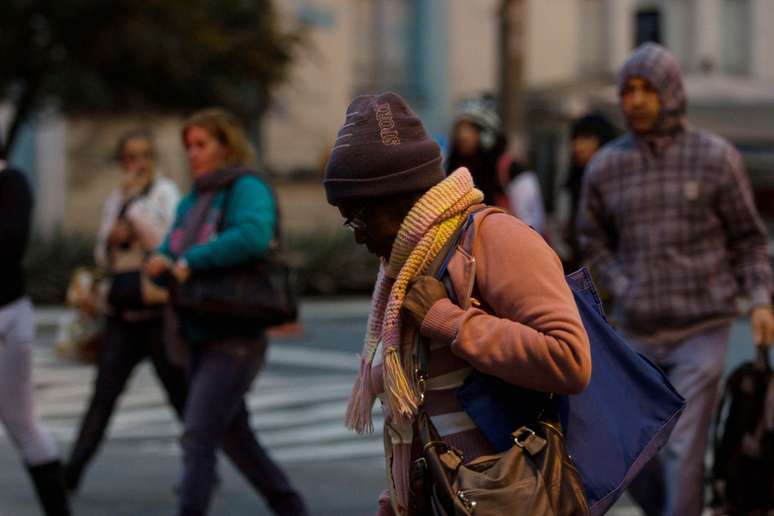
[7,0,774,239]
[266,0,774,218]
[520,0,774,217]
[263,0,500,176]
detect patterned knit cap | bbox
[454,95,500,134]
[324,92,444,205]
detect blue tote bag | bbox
[559,268,685,514]
[439,249,685,513]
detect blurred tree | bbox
[0,0,299,159]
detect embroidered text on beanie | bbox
[324,92,444,205]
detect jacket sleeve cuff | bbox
[182,247,205,271]
[420,298,464,344]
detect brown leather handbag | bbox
[412,405,589,515]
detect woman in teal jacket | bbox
[147,108,307,516]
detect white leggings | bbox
[0,298,58,465]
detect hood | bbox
[618,42,686,135]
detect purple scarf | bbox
[169,168,256,257]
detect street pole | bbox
[499,0,526,157]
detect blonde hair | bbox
[182,108,256,167]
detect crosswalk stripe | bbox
[7,345,384,463]
[267,345,360,371]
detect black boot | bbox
[26,460,71,516]
[63,461,82,493]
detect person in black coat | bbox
[0,163,71,515]
[564,113,618,271]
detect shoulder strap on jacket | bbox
[458,206,507,257]
[217,170,282,246]
[416,206,499,380]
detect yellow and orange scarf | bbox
[346,168,484,434]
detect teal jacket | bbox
[159,175,276,268]
[159,175,277,346]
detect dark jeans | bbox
[66,315,187,489]
[177,335,307,516]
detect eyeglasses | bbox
[343,206,368,232]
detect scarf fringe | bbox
[392,443,412,512]
[383,347,419,421]
[345,359,376,434]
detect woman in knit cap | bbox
[445,95,508,207]
[324,92,592,515]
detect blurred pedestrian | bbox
[325,92,591,515]
[499,155,548,237]
[445,95,508,207]
[65,129,187,492]
[0,162,71,515]
[564,113,617,271]
[146,108,307,516]
[577,42,774,516]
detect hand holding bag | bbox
[410,214,589,515]
[172,173,298,328]
[106,185,169,310]
[413,343,589,515]
[173,251,297,326]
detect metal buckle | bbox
[457,490,477,513]
[410,457,427,482]
[417,376,426,404]
[422,440,448,454]
[513,427,536,448]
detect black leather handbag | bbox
[173,254,297,327]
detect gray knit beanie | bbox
[324,92,444,206]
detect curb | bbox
[35,297,372,330]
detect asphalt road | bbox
[0,300,767,515]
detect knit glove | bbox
[401,276,448,327]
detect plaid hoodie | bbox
[578,43,772,339]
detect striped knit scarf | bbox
[346,167,484,434]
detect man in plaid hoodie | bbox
[578,43,774,516]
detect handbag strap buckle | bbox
[513,426,547,455]
[457,490,477,513]
[416,375,426,405]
